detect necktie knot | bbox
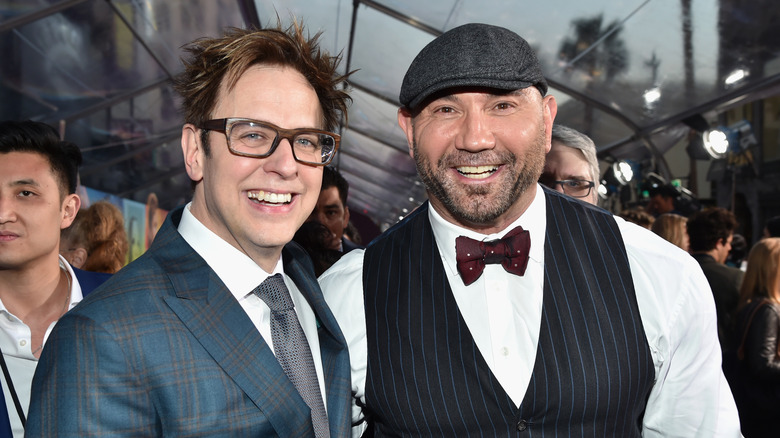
[455,225,531,286]
[254,274,294,312]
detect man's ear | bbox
[182,124,204,183]
[398,107,415,159]
[542,94,558,154]
[60,194,81,230]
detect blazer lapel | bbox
[283,243,352,436]
[155,209,312,436]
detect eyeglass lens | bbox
[557,180,593,197]
[228,121,335,164]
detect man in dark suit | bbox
[0,120,109,437]
[309,166,363,253]
[688,207,744,350]
[321,23,740,436]
[27,23,353,437]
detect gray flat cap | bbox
[400,23,548,110]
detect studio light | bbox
[612,160,634,185]
[702,120,757,159]
[602,159,636,195]
[702,129,730,158]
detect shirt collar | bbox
[59,255,84,310]
[178,202,283,300]
[429,184,547,279]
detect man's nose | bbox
[0,196,16,224]
[457,113,496,153]
[263,138,299,177]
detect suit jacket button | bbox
[517,419,528,431]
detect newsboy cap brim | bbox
[399,23,548,111]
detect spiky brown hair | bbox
[173,21,351,154]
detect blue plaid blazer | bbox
[26,207,352,437]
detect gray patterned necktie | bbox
[254,274,330,438]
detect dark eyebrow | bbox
[10,178,41,187]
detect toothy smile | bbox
[456,165,498,179]
[247,191,292,204]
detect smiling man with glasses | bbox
[539,124,600,205]
[28,23,353,437]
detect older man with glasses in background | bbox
[539,124,600,205]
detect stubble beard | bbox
[412,126,547,226]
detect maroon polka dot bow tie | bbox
[455,226,531,286]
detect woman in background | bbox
[728,238,780,437]
[60,201,129,274]
[651,213,689,251]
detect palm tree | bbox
[557,14,629,133]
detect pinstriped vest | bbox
[362,189,654,437]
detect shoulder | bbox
[321,248,365,284]
[616,214,714,328]
[341,237,363,253]
[72,267,112,296]
[320,249,365,299]
[617,214,702,275]
[719,263,745,280]
[695,255,744,283]
[365,203,428,253]
[755,300,780,319]
[69,245,178,320]
[319,249,366,328]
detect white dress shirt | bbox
[178,203,328,408]
[320,185,741,437]
[0,256,85,438]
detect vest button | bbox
[516,419,528,431]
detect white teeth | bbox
[457,165,497,179]
[247,191,292,204]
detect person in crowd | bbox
[763,215,780,238]
[27,22,353,437]
[539,124,599,205]
[60,200,129,273]
[308,166,362,252]
[727,238,780,437]
[651,212,689,251]
[646,183,680,216]
[688,207,744,350]
[726,233,748,271]
[0,120,109,437]
[293,221,344,276]
[321,23,739,436]
[619,206,655,229]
